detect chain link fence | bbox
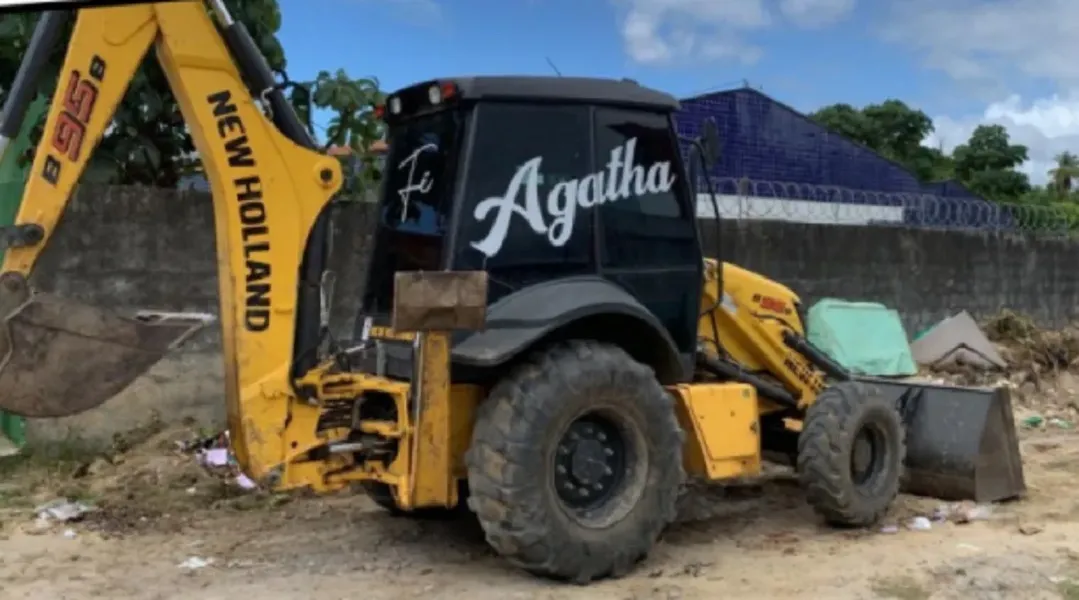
[698,176,1079,236]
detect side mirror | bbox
[700,118,720,167]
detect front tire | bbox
[797,380,905,527]
[465,340,685,583]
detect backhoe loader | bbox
[0,0,1025,584]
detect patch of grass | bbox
[109,412,169,455]
[871,575,931,600]
[0,439,93,476]
[1058,579,1079,599]
[0,438,103,507]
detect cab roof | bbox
[400,75,681,112]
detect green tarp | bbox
[0,93,48,454]
[806,297,918,377]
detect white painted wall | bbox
[695,194,905,224]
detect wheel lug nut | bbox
[593,483,602,491]
[579,488,589,497]
[564,482,574,490]
[597,432,606,442]
[604,466,613,476]
[604,448,614,456]
[557,465,566,474]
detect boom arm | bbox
[0,1,344,481]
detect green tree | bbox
[0,2,286,186]
[1049,151,1079,197]
[951,124,1031,203]
[809,99,953,182]
[292,69,385,193]
[0,2,384,190]
[809,103,876,147]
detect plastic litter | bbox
[1022,415,1045,428]
[235,474,257,489]
[200,448,229,467]
[34,498,93,523]
[908,516,932,531]
[178,556,214,570]
[183,430,260,491]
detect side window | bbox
[595,108,698,269]
[456,103,593,299]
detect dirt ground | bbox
[5,311,1079,600]
[1,421,1078,600]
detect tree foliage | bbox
[291,69,385,192]
[0,1,384,191]
[810,99,953,183]
[809,100,1038,204]
[950,124,1031,202]
[1049,151,1079,196]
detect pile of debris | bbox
[912,309,1079,423]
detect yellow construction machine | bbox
[0,1,1025,583]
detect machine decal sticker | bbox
[395,143,438,221]
[207,89,272,332]
[41,54,106,186]
[470,137,676,258]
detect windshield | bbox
[361,110,463,316]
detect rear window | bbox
[362,110,462,314]
[454,103,594,300]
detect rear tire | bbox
[465,340,685,583]
[796,380,905,527]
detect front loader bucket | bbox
[0,277,210,418]
[861,377,1027,503]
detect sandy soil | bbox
[1,421,1079,600]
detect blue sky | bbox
[274,0,1079,184]
[276,0,958,116]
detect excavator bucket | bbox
[0,276,210,418]
[864,377,1027,503]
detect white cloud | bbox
[881,0,1079,185]
[779,0,856,28]
[615,0,854,66]
[616,0,771,65]
[881,0,1079,87]
[926,95,1079,186]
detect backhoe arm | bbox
[0,1,344,483]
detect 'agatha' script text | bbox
[470,137,675,258]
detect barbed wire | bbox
[696,176,1079,236]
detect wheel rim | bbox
[555,414,626,510]
[549,407,649,529]
[850,422,886,487]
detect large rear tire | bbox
[797,380,905,527]
[465,340,685,583]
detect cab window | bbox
[454,102,594,301]
[594,107,698,269]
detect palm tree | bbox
[1049,151,1079,196]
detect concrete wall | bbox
[21,185,1079,442]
